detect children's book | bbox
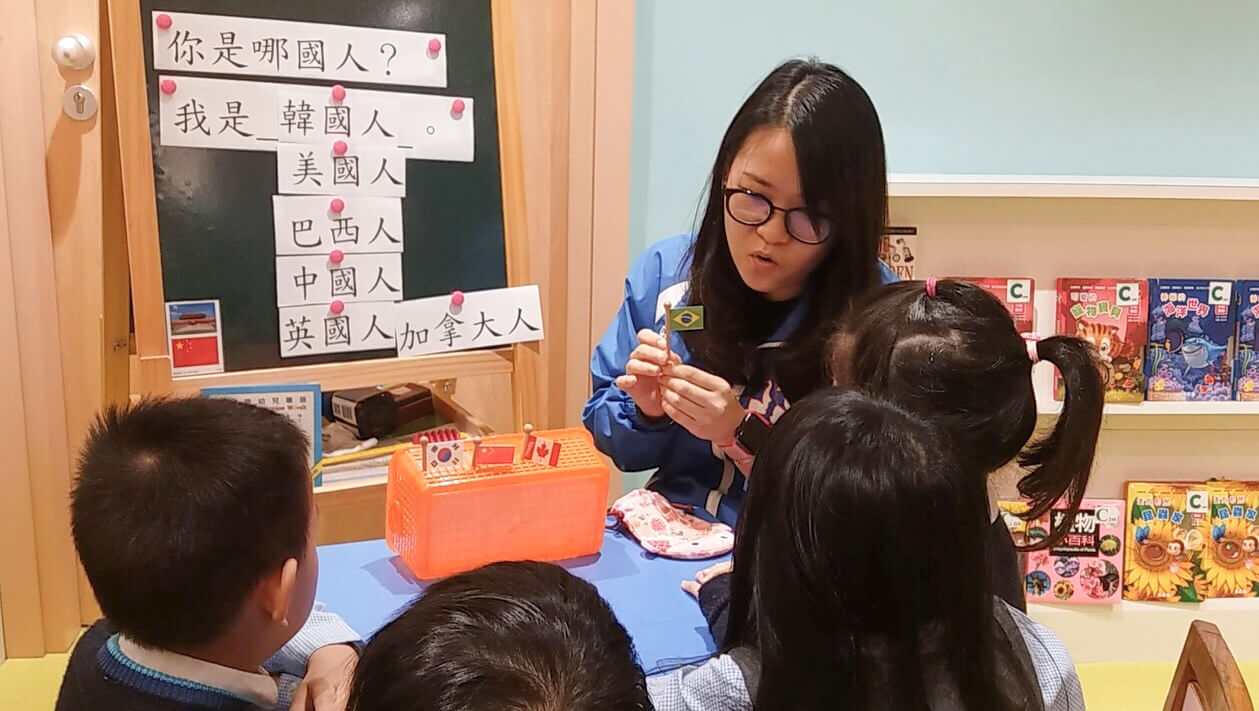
[1056,279,1148,402]
[879,227,918,280]
[1203,480,1259,599]
[1019,499,1125,605]
[1124,482,1208,603]
[1235,280,1259,401]
[955,277,1035,334]
[1146,280,1235,401]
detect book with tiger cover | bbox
[1056,279,1148,402]
[954,278,1035,334]
[1019,499,1125,605]
[1203,480,1259,599]
[1124,482,1208,603]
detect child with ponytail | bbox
[689,278,1105,640]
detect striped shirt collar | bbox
[117,635,279,708]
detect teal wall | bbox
[628,0,1259,256]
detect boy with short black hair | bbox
[57,397,359,710]
[347,561,651,711]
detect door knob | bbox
[52,33,95,70]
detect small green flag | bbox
[669,305,705,332]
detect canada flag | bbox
[523,434,561,467]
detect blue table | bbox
[315,529,728,674]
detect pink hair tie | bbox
[925,277,938,298]
[1022,333,1041,364]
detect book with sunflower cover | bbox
[1020,499,1125,605]
[1124,482,1209,603]
[1203,480,1259,598]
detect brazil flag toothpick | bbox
[669,305,705,332]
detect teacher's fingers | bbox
[660,374,718,408]
[615,374,638,391]
[661,398,702,432]
[681,580,701,599]
[630,342,669,368]
[661,388,705,422]
[636,328,667,349]
[625,358,663,378]
[664,364,732,393]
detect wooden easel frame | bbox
[106,0,539,429]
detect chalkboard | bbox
[137,0,508,372]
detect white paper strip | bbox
[276,143,406,197]
[277,86,402,146]
[394,285,543,357]
[152,11,447,88]
[278,301,396,357]
[272,196,403,255]
[158,76,474,161]
[275,253,403,307]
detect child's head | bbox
[348,561,650,711]
[725,389,1008,709]
[72,398,316,658]
[684,58,886,399]
[832,279,1105,544]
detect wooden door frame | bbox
[0,0,86,657]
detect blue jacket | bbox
[583,234,897,525]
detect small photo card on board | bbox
[166,299,225,377]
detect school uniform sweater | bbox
[584,234,897,525]
[55,604,359,711]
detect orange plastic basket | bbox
[384,427,609,579]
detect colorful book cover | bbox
[1236,280,1259,401]
[1056,279,1148,402]
[1146,280,1235,401]
[1021,499,1125,605]
[1124,482,1209,602]
[955,277,1035,334]
[1203,480,1259,598]
[879,228,918,280]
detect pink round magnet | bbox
[159,79,177,95]
[155,14,173,30]
[329,249,345,265]
[332,140,348,156]
[428,38,442,54]
[330,300,345,315]
[329,198,345,214]
[331,84,346,102]
[450,290,465,308]
[451,98,466,116]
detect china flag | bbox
[475,444,516,466]
[171,336,219,368]
[523,434,561,467]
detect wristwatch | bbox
[730,411,772,457]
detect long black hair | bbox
[347,561,650,711]
[682,58,887,401]
[836,279,1105,549]
[724,389,1011,709]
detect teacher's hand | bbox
[658,365,745,444]
[615,329,680,419]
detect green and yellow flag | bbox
[668,305,705,332]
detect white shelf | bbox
[1038,399,1259,417]
[889,173,1259,200]
[1029,599,1259,663]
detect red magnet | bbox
[159,79,177,95]
[428,38,442,54]
[329,198,345,214]
[330,249,345,265]
[331,84,347,102]
[450,290,465,308]
[332,140,348,156]
[330,300,346,315]
[155,14,173,30]
[451,98,466,116]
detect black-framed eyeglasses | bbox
[723,187,833,245]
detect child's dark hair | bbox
[725,389,1036,710]
[682,58,887,401]
[347,561,651,711]
[72,397,311,649]
[834,279,1105,548]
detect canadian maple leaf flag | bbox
[523,434,561,467]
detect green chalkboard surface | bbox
[139,0,507,372]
